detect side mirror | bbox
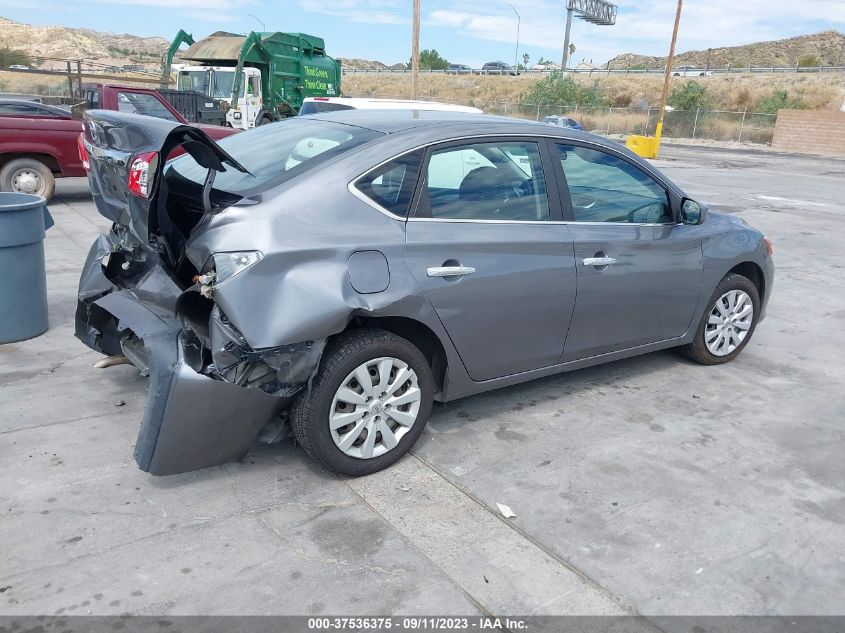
[681,198,707,225]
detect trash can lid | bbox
[0,192,46,212]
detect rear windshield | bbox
[164,118,381,197]
[299,101,355,116]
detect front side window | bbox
[421,141,550,221]
[116,92,179,122]
[556,144,673,224]
[355,151,423,217]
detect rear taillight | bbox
[127,151,159,199]
[77,133,89,170]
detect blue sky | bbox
[3,0,844,67]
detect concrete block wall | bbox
[771,110,845,157]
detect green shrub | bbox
[797,55,821,68]
[755,90,805,114]
[667,80,712,111]
[521,75,608,107]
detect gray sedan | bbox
[76,110,774,477]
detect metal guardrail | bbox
[342,65,845,75]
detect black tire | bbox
[0,158,55,200]
[291,328,434,476]
[256,115,272,126]
[680,273,760,365]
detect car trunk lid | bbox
[82,109,249,251]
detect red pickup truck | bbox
[0,85,236,200]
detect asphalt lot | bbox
[1,144,844,619]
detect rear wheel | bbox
[0,158,55,200]
[291,329,434,475]
[681,273,760,365]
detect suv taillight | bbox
[127,151,159,199]
[77,133,89,170]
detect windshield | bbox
[179,71,209,94]
[165,118,383,197]
[211,70,241,99]
[178,70,243,98]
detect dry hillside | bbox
[0,16,168,64]
[609,31,845,68]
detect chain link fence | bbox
[348,93,779,144]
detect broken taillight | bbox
[127,151,159,199]
[77,133,89,170]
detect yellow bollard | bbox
[625,121,664,159]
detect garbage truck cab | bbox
[177,65,265,129]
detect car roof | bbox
[0,99,70,116]
[302,97,483,114]
[305,109,599,140]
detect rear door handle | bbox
[582,256,617,267]
[427,266,476,277]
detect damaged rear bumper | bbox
[75,232,320,475]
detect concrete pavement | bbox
[1,144,843,618]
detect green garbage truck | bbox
[162,29,341,130]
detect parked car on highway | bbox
[299,97,482,115]
[542,115,582,130]
[0,86,236,199]
[446,64,472,73]
[76,109,774,478]
[480,61,517,75]
[672,65,713,77]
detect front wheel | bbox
[291,329,434,476]
[681,273,760,365]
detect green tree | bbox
[755,90,805,114]
[0,46,34,69]
[667,80,712,111]
[522,53,530,68]
[407,49,449,70]
[797,54,821,68]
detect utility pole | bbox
[654,0,683,157]
[561,2,573,71]
[506,4,520,72]
[411,0,420,99]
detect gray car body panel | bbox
[75,109,773,475]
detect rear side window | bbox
[355,151,423,217]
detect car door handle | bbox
[427,266,476,277]
[582,256,617,267]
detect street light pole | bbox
[248,14,266,31]
[506,4,520,73]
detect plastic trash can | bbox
[0,192,54,344]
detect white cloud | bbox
[297,0,408,25]
[426,0,845,63]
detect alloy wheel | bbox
[705,289,754,356]
[329,357,421,460]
